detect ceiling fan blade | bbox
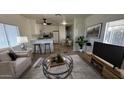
[42,18,52,25]
[47,23,52,25]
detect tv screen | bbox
[93,42,124,68]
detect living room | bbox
[0,14,124,79]
[1,1,124,93]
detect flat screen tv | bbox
[93,42,124,68]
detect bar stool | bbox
[34,44,42,54]
[44,43,51,54]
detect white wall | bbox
[25,19,35,40]
[85,14,124,51]
[73,16,85,51]
[35,24,40,35]
[59,25,66,43]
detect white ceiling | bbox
[22,14,89,26]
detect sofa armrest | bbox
[14,57,32,78]
[0,61,16,78]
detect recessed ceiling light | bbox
[55,14,62,16]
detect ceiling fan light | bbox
[43,22,47,25]
[62,21,67,25]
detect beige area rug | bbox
[22,55,103,79]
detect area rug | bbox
[22,55,103,79]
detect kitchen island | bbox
[33,38,54,53]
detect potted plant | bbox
[76,36,88,52]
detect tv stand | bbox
[82,52,124,79]
[113,66,116,69]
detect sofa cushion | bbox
[15,57,30,71]
[0,51,11,62]
[15,57,26,65]
[14,57,31,77]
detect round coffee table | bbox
[42,54,73,79]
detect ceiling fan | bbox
[42,18,52,25]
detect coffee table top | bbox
[42,54,73,79]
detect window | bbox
[0,23,20,49]
[103,19,124,46]
[5,24,20,47]
[0,23,9,48]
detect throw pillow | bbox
[8,50,18,61]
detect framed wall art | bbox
[86,23,102,38]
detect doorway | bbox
[65,25,73,46]
[53,31,59,43]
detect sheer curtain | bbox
[0,23,9,48]
[104,21,124,46]
[5,24,20,47]
[0,23,20,49]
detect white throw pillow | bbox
[0,51,11,62]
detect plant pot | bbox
[79,48,83,52]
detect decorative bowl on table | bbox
[49,54,65,67]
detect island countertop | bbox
[33,38,53,44]
[33,38,54,53]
